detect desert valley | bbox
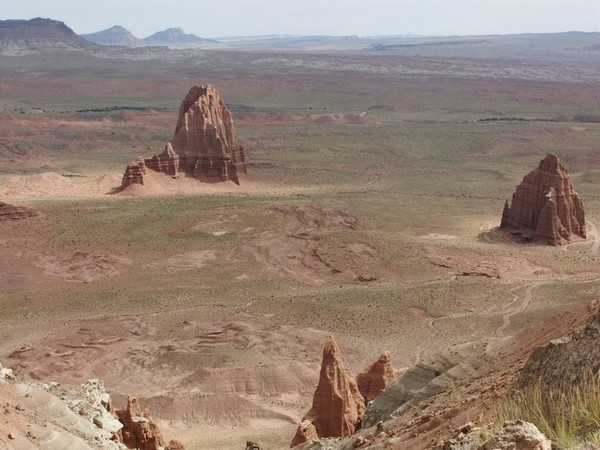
[1,17,600,450]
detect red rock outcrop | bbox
[0,201,37,220]
[115,396,184,450]
[500,154,586,245]
[356,351,397,404]
[121,84,246,189]
[291,337,365,447]
[121,157,146,186]
[290,420,319,448]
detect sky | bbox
[3,0,600,39]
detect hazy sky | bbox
[4,0,600,38]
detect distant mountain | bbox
[0,17,92,52]
[142,27,217,47]
[81,25,143,47]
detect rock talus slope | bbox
[291,337,365,447]
[121,84,246,189]
[500,153,585,245]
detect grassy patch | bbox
[499,372,600,448]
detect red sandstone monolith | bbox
[121,84,246,189]
[500,154,585,245]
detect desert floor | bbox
[1,39,600,449]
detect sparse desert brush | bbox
[499,370,600,449]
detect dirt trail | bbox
[587,220,599,256]
[413,280,544,364]
[496,282,542,338]
[412,310,473,365]
[561,219,598,255]
[362,174,380,191]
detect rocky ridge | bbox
[0,366,182,450]
[500,153,586,245]
[516,300,600,391]
[121,84,246,189]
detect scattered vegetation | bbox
[499,372,600,448]
[75,105,156,113]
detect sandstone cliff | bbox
[356,351,397,404]
[500,154,586,245]
[291,337,365,447]
[121,84,246,189]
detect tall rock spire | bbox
[121,84,246,189]
[500,154,586,245]
[291,337,365,447]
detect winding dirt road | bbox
[587,220,599,256]
[496,283,541,338]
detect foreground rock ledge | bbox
[121,84,246,189]
[500,153,586,245]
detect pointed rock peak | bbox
[126,395,142,418]
[185,84,216,100]
[538,153,564,173]
[378,350,391,363]
[322,336,339,357]
[291,337,365,445]
[176,84,220,132]
[500,153,585,245]
[357,351,398,403]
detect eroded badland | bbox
[1,32,600,449]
